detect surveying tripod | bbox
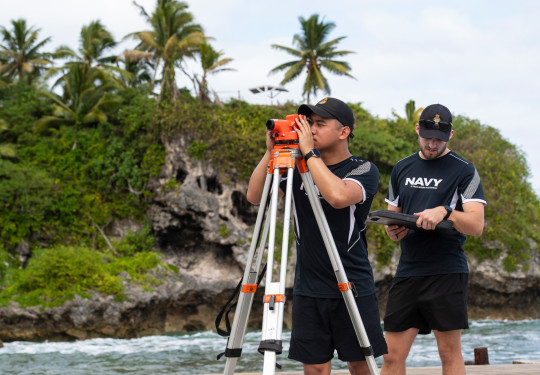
[219,144,380,375]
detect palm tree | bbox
[269,14,354,103]
[194,43,234,103]
[124,0,206,101]
[35,63,121,149]
[36,21,124,149]
[392,100,423,124]
[405,100,424,124]
[0,19,52,84]
[116,56,153,90]
[54,20,116,66]
[50,20,130,85]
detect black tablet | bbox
[366,209,454,232]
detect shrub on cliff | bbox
[0,243,163,308]
[0,246,123,307]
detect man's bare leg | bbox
[304,361,331,375]
[433,330,465,375]
[380,328,418,375]
[348,360,370,375]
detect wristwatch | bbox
[443,205,453,220]
[304,149,321,162]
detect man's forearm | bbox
[307,157,364,208]
[247,151,272,204]
[447,203,484,236]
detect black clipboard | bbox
[366,209,454,232]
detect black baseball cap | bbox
[418,104,453,142]
[298,97,355,138]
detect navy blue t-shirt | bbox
[385,151,486,277]
[280,156,379,298]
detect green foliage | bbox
[114,223,155,257]
[219,223,229,238]
[0,246,124,307]
[187,140,208,160]
[450,116,540,269]
[0,159,59,248]
[0,85,164,254]
[0,230,163,308]
[34,63,122,134]
[163,179,179,190]
[0,81,46,138]
[163,99,298,179]
[107,251,162,285]
[349,103,415,175]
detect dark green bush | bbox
[0,246,124,307]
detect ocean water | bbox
[0,320,539,374]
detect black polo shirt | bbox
[385,151,486,277]
[281,156,379,298]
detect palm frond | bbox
[271,44,302,57]
[319,60,355,78]
[279,61,304,85]
[34,116,72,133]
[269,60,302,75]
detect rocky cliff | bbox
[0,135,538,342]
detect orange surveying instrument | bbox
[216,115,380,375]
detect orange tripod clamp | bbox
[263,294,286,311]
[242,284,257,293]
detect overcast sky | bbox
[2,0,540,195]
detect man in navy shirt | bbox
[247,97,387,375]
[381,104,486,375]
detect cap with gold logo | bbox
[418,104,452,141]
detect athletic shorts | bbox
[288,294,388,364]
[383,273,469,335]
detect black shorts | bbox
[288,294,388,364]
[383,273,469,335]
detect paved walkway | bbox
[205,362,540,374]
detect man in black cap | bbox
[381,104,486,375]
[247,97,387,375]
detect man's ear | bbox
[340,125,351,140]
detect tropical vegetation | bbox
[0,18,52,84]
[124,0,206,101]
[269,14,355,103]
[0,1,538,310]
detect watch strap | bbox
[443,205,453,220]
[304,149,319,162]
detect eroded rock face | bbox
[0,135,538,342]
